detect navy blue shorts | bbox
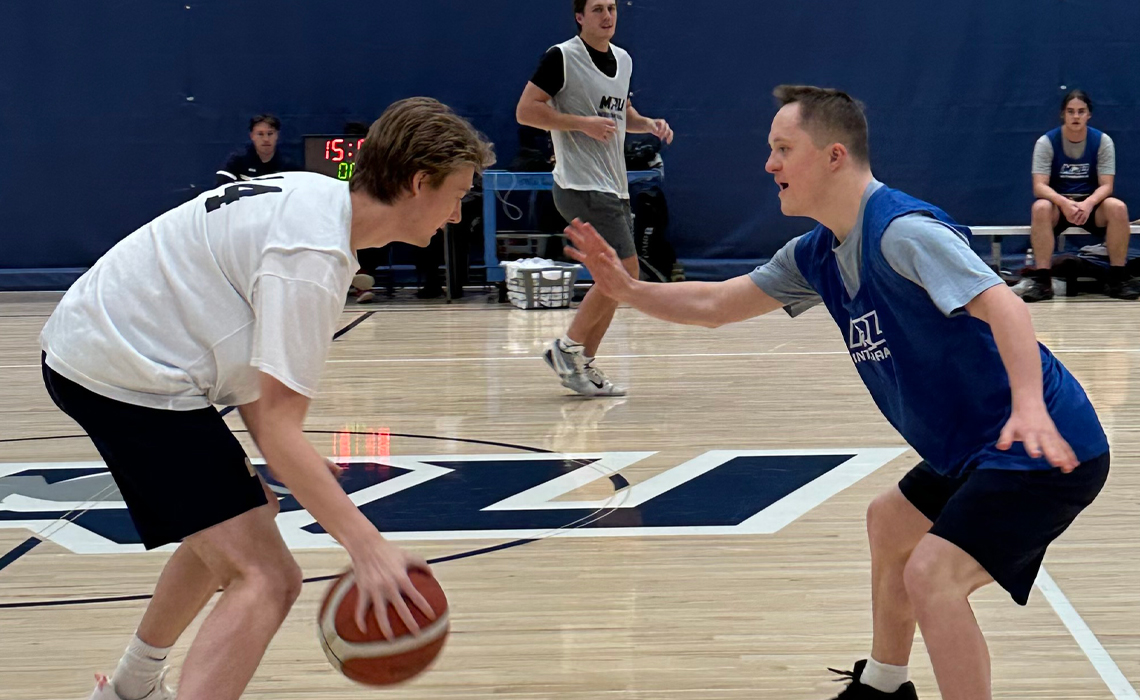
[898,452,1110,605]
[42,355,267,549]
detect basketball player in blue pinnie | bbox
[1021,89,1139,302]
[565,85,1110,700]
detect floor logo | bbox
[0,449,905,554]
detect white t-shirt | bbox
[41,172,357,410]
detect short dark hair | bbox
[772,85,870,164]
[351,97,496,205]
[574,0,607,32]
[249,114,280,132]
[1060,89,1093,115]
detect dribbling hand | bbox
[350,539,436,639]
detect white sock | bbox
[860,657,908,693]
[559,335,585,353]
[112,634,171,700]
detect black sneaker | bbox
[1018,278,1054,303]
[827,660,918,699]
[1106,277,1140,300]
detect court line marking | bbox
[3,347,1139,370]
[1036,567,1139,699]
[329,347,1138,363]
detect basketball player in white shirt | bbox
[40,98,494,700]
[517,0,673,396]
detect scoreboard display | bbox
[303,135,366,181]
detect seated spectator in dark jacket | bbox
[216,114,296,184]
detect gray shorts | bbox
[552,185,636,259]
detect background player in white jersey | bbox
[517,0,673,396]
[40,97,494,700]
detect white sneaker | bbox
[542,339,583,380]
[542,340,626,396]
[88,669,175,700]
[351,273,375,292]
[575,360,627,397]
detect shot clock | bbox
[303,135,366,181]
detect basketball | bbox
[317,568,450,685]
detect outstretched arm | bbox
[563,219,783,327]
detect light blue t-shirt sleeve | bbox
[881,214,1004,317]
[748,235,822,317]
[1099,133,1116,175]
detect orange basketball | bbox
[317,568,450,685]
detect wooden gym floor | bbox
[0,291,1137,699]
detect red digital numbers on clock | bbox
[326,138,364,163]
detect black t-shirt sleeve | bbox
[529,47,564,97]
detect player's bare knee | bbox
[1104,197,1128,222]
[866,489,914,555]
[1030,199,1055,221]
[269,556,303,604]
[865,492,891,542]
[281,558,304,606]
[903,539,981,606]
[901,549,943,606]
[243,557,303,613]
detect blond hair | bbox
[351,97,495,204]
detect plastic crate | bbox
[501,261,581,309]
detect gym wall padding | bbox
[3,0,1138,287]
